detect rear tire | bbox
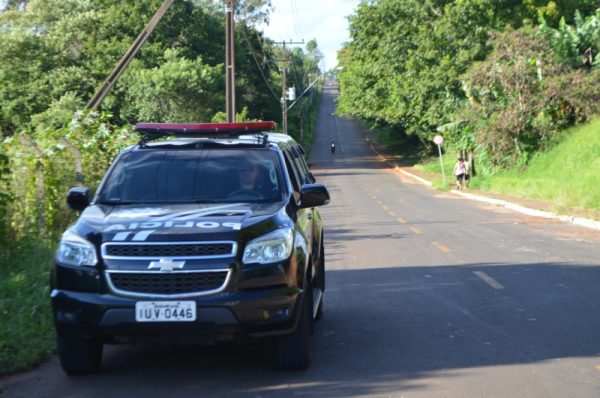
[57,335,103,375]
[274,283,312,370]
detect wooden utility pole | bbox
[86,0,175,111]
[225,0,236,122]
[275,40,303,134]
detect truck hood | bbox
[75,202,286,242]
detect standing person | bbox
[463,158,470,190]
[453,157,466,190]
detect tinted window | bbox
[99,149,283,204]
[282,150,302,195]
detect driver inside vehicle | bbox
[225,159,272,200]
[238,160,261,190]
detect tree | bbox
[119,49,223,122]
[461,28,600,169]
[0,0,282,133]
[538,9,600,68]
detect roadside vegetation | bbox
[337,1,600,199]
[0,0,323,375]
[0,243,55,375]
[417,118,600,213]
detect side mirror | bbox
[299,184,330,209]
[67,187,91,211]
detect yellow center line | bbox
[473,271,505,290]
[366,192,405,224]
[432,241,450,253]
[410,226,422,234]
[595,365,600,372]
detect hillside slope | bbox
[475,118,600,213]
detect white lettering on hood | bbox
[105,221,242,232]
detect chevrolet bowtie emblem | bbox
[148,259,185,272]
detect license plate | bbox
[135,301,196,322]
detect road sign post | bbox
[433,134,445,183]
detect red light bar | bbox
[135,121,276,134]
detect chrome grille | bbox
[107,270,229,296]
[102,242,236,259]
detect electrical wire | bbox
[255,30,272,74]
[290,0,302,40]
[240,26,280,103]
[290,56,302,90]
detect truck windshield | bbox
[98,148,284,204]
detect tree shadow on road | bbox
[7,262,598,398]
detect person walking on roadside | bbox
[453,157,466,190]
[463,159,470,190]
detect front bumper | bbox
[51,285,303,344]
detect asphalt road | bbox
[3,81,600,397]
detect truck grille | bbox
[102,242,236,259]
[106,270,229,296]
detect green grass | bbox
[416,118,600,212]
[0,241,56,375]
[416,148,459,190]
[477,118,600,211]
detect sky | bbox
[260,0,362,71]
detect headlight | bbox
[56,230,98,267]
[242,228,293,264]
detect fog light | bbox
[57,311,78,322]
[261,307,290,320]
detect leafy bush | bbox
[461,28,600,170]
[538,9,600,68]
[0,144,12,244]
[3,111,136,242]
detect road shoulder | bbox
[362,129,600,232]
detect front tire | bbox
[57,335,103,375]
[274,285,312,370]
[315,243,325,321]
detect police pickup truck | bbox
[51,122,329,374]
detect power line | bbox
[290,0,302,40]
[290,56,302,90]
[274,39,304,134]
[254,30,272,75]
[240,26,280,102]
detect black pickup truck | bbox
[51,122,329,374]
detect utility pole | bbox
[275,40,303,134]
[86,0,175,111]
[225,0,236,122]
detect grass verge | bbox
[0,241,56,375]
[473,118,600,212]
[415,118,600,213]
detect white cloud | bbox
[259,0,361,70]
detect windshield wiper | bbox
[97,199,141,205]
[190,199,222,203]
